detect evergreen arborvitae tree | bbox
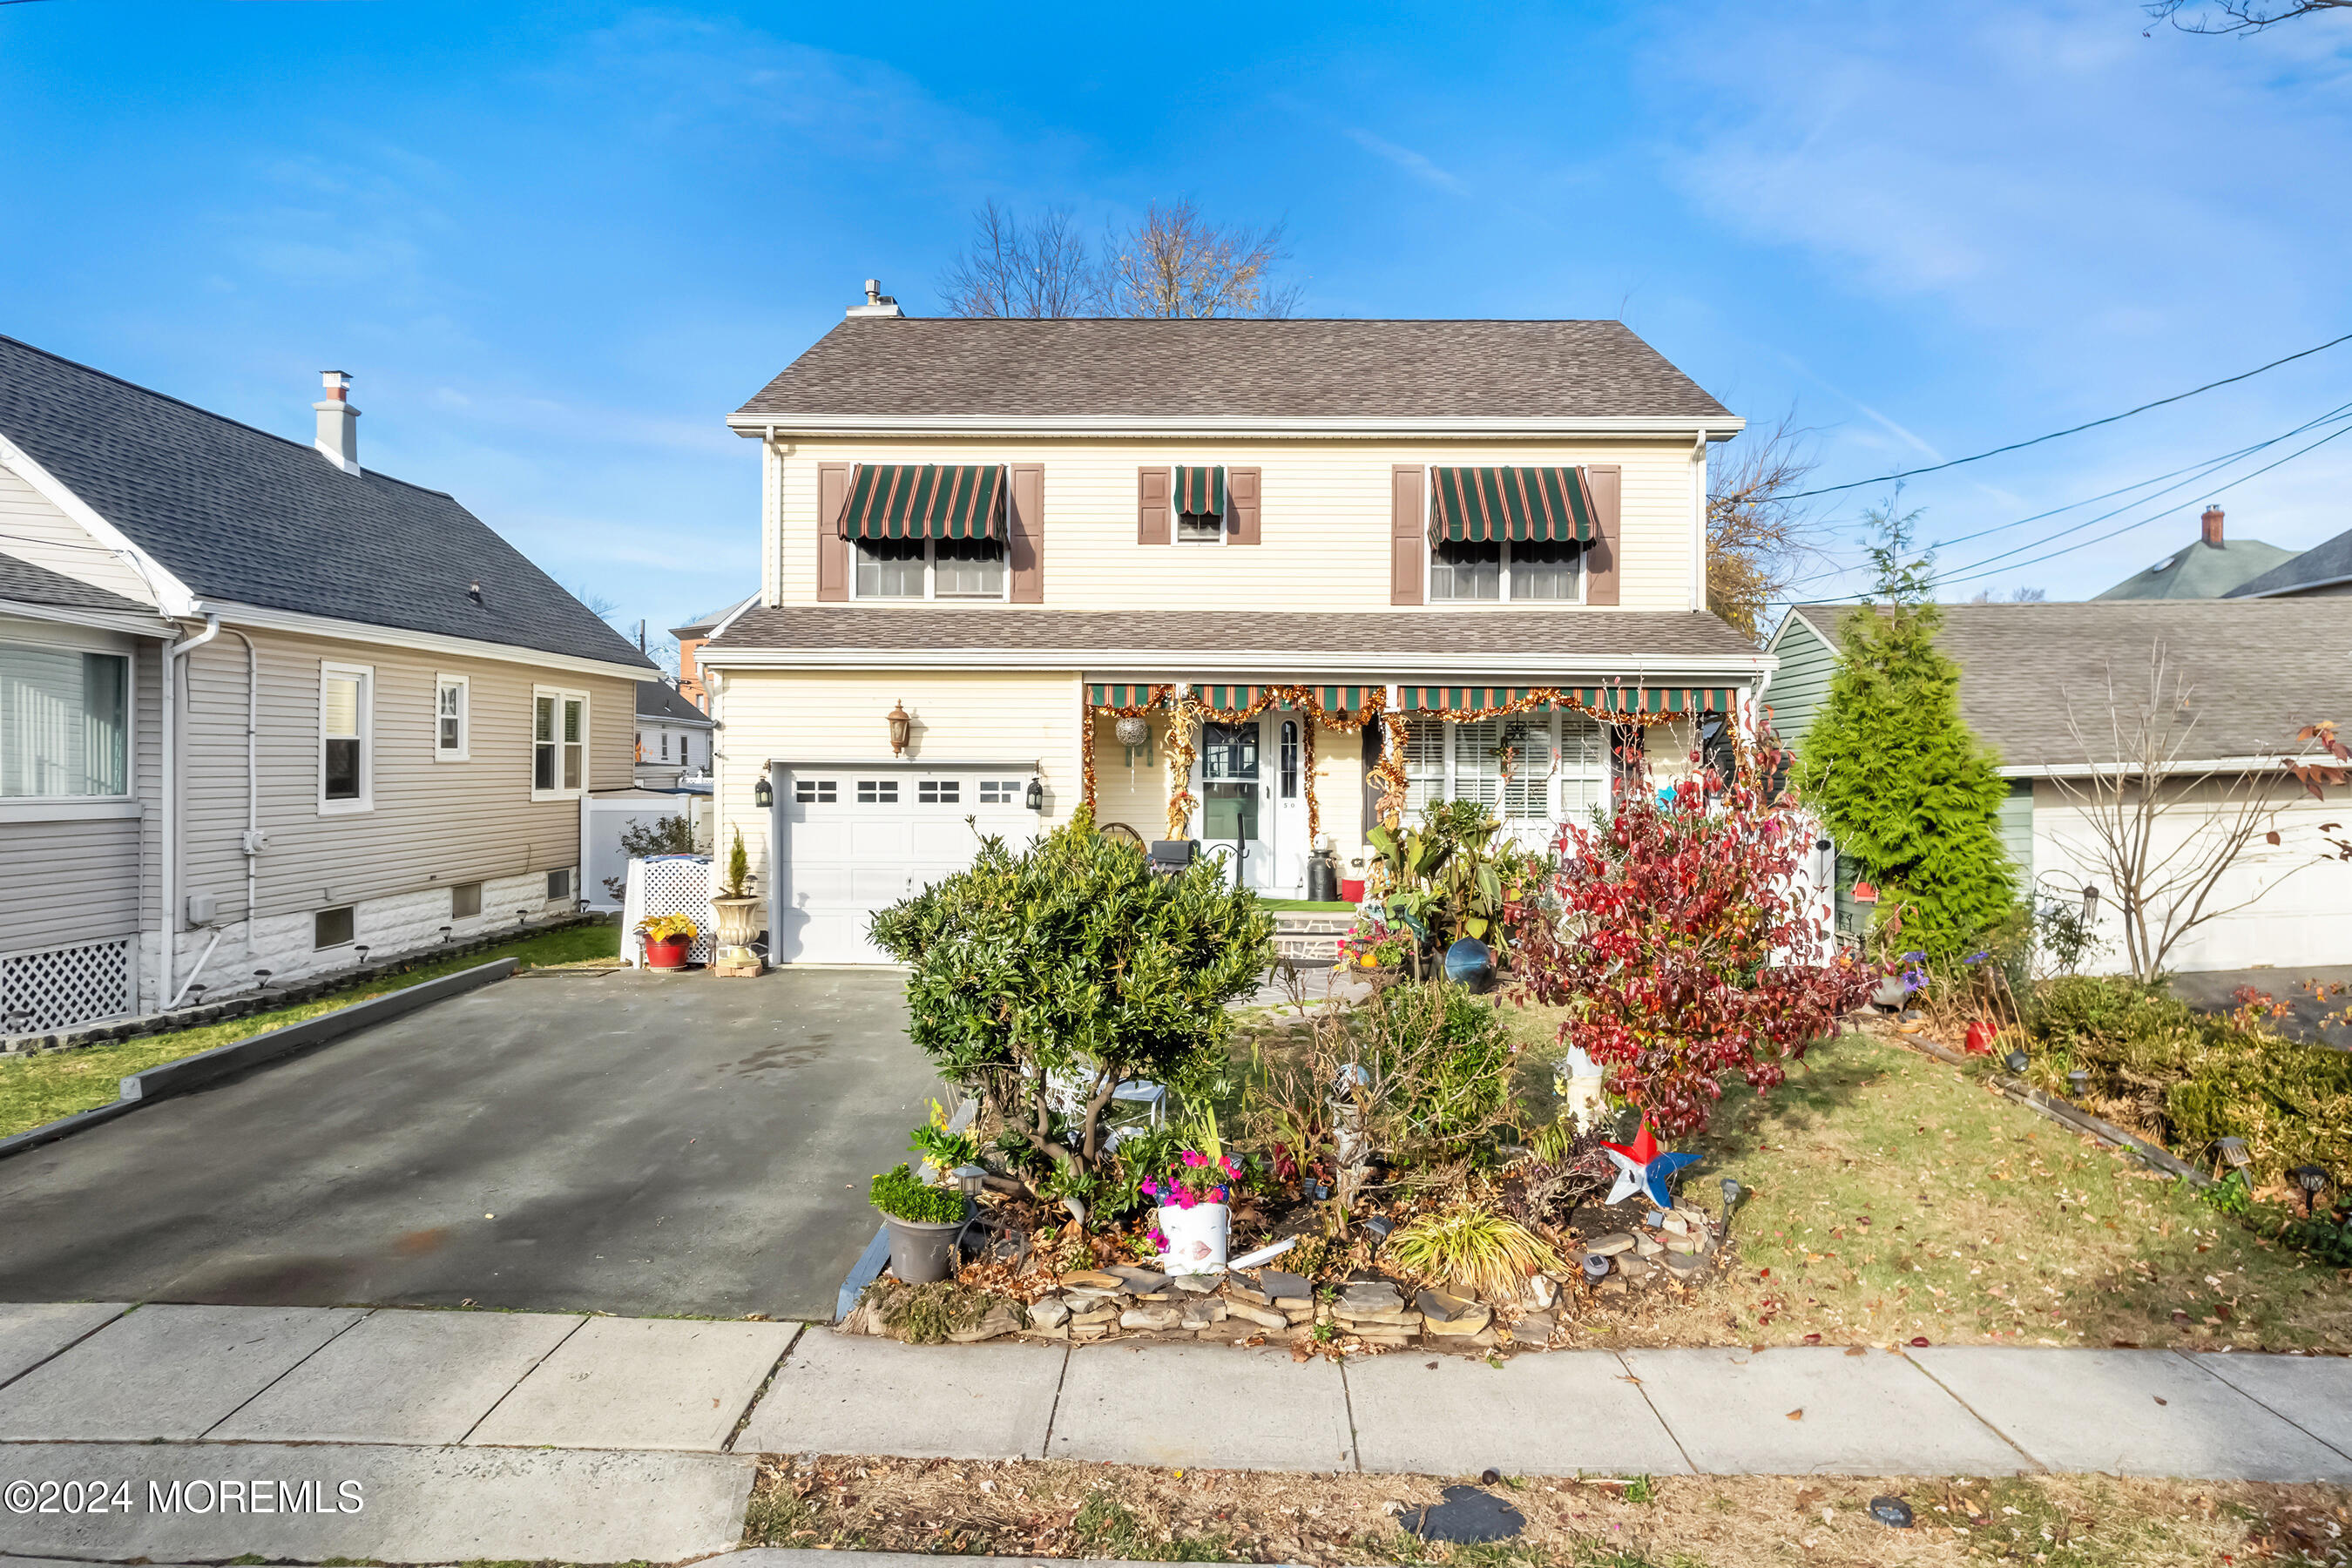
[1796,505,2016,961]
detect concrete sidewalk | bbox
[3,1301,2349,1564]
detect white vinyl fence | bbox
[581,789,711,913]
[618,855,718,966]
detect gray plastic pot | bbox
[882,1213,965,1284]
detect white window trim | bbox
[1406,709,1608,824]
[1425,537,1589,605]
[434,672,470,762]
[848,536,1012,602]
[318,660,375,816]
[531,685,590,801]
[0,639,134,806]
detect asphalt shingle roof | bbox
[0,550,153,615]
[0,336,655,671]
[734,318,1733,422]
[636,679,712,722]
[708,605,1761,662]
[2225,522,2352,598]
[2092,533,2297,600]
[1788,599,2352,769]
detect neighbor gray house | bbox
[1765,598,2350,973]
[2225,519,2352,600]
[0,336,656,1032]
[2092,506,2295,601]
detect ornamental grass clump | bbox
[1382,1206,1562,1301]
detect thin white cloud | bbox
[1344,128,1470,195]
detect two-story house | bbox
[0,336,655,1031]
[634,679,716,788]
[700,296,1764,964]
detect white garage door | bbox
[773,765,1039,964]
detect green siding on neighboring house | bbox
[2000,778,2035,892]
[1761,608,1843,749]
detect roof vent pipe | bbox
[846,279,903,320]
[314,370,361,476]
[2201,505,2225,547]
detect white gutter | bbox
[198,598,658,683]
[702,646,1775,679]
[224,628,263,961]
[725,413,1748,442]
[161,611,221,1009]
[1999,754,2301,781]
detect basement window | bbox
[314,906,355,950]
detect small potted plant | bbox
[1142,1110,1240,1274]
[710,828,763,977]
[637,912,698,970]
[869,1160,967,1285]
[909,1098,979,1185]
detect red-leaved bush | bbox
[1511,722,1879,1137]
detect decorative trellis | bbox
[619,855,717,965]
[1,936,133,1034]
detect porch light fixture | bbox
[1025,777,1044,812]
[753,774,774,810]
[886,700,911,757]
[2291,1165,2330,1217]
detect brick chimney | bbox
[2200,505,2224,547]
[314,370,361,476]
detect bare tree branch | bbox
[938,199,1100,318]
[2146,0,2349,32]
[1096,199,1300,319]
[1707,409,1835,641]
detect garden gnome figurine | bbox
[1556,1047,1608,1134]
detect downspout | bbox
[161,611,220,1010]
[223,629,261,961]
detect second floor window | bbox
[1429,538,1583,602]
[854,536,1006,600]
[1426,466,1594,604]
[435,674,469,760]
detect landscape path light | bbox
[2004,1048,2030,1076]
[1581,1252,1612,1286]
[2067,1068,2090,1099]
[2292,1165,2330,1218]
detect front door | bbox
[1199,720,1274,891]
[1272,712,1310,896]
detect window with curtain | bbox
[321,667,368,804]
[1402,718,1447,814]
[0,645,127,798]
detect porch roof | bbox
[706,605,1767,673]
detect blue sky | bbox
[3,1,2348,641]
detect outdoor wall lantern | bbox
[1025,777,1045,812]
[886,700,912,757]
[753,774,774,810]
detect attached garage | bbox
[768,760,1042,964]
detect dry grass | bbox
[743,1453,2352,1566]
[1251,1001,2352,1353]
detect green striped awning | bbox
[1315,686,1370,717]
[1397,686,1737,716]
[1398,686,1551,713]
[1089,684,1159,708]
[837,463,1005,541]
[1192,684,1264,713]
[1174,464,1226,519]
[1429,467,1595,544]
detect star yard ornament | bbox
[1600,1121,1701,1209]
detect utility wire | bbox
[1779,330,2352,499]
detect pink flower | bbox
[1180,1151,1207,1167]
[1220,1154,1240,1175]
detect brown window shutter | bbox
[816,463,850,602]
[1390,465,1424,605]
[1227,467,1261,544]
[1138,467,1171,546]
[1009,463,1044,603]
[1584,464,1620,606]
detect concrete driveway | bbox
[0,967,936,1321]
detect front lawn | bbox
[1497,1007,2352,1353]
[0,922,620,1139]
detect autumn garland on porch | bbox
[1078,684,1174,830]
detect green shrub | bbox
[868,809,1273,1197]
[868,1163,964,1225]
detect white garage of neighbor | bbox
[767,760,1042,964]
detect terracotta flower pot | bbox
[645,934,692,970]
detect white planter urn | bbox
[709,896,762,972]
[1156,1201,1229,1274]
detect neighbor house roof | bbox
[1786,599,2351,770]
[636,679,713,724]
[0,550,153,616]
[707,605,1761,667]
[671,591,759,639]
[2092,533,2297,600]
[733,319,1734,425]
[0,335,656,672]
[2225,522,2352,598]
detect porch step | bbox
[1270,909,1353,964]
[1273,934,1342,963]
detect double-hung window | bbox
[0,643,128,800]
[533,688,586,798]
[320,662,374,812]
[435,674,469,761]
[1425,467,1593,603]
[843,463,1010,601]
[1398,711,1608,825]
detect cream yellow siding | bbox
[173,627,633,924]
[712,668,1083,892]
[764,436,1700,613]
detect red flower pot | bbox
[645,935,692,970]
[1340,878,1366,904]
[1963,1019,1997,1056]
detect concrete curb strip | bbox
[0,959,518,1162]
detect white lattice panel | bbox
[620,855,715,964]
[2,936,133,1033]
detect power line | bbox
[1780,330,2352,500]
